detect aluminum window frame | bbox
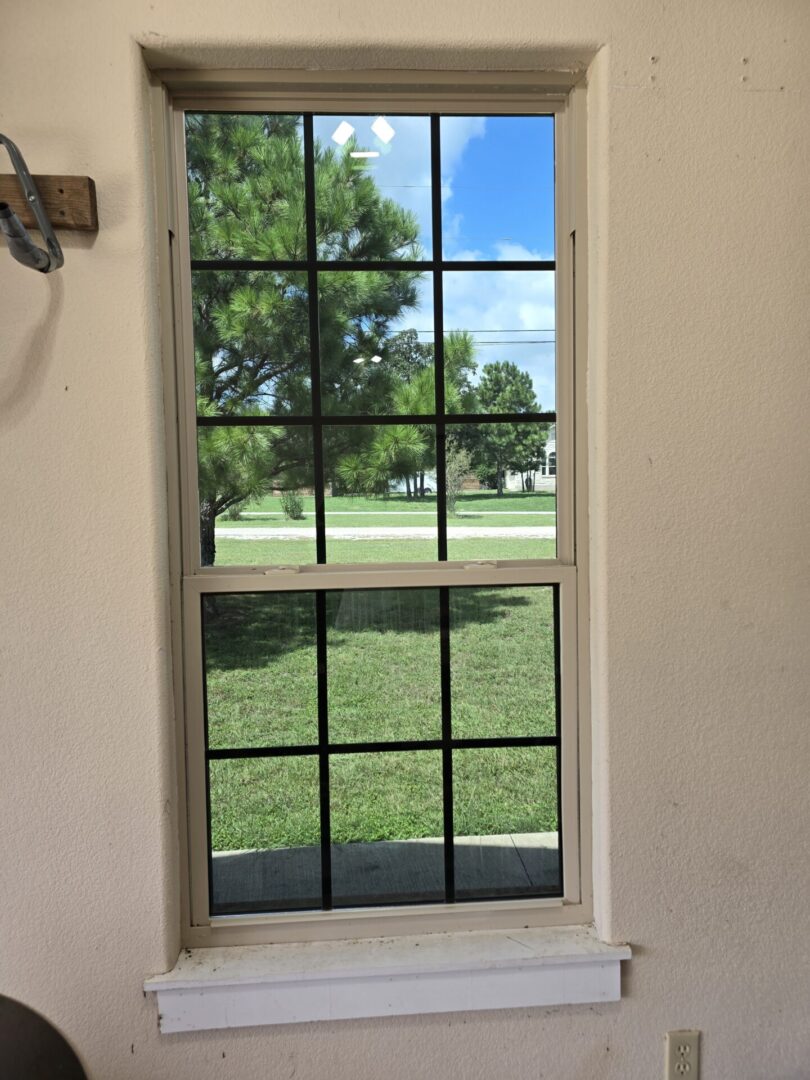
[154,71,590,947]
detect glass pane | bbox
[449,586,557,739]
[198,425,316,567]
[203,593,318,750]
[453,747,560,899]
[192,271,311,418]
[445,423,556,561]
[313,114,432,260]
[209,756,321,914]
[330,751,444,905]
[440,115,554,261]
[323,425,438,563]
[186,113,305,261]
[443,271,556,414]
[318,271,434,416]
[326,590,441,743]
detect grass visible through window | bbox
[206,587,558,852]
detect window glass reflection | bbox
[313,115,432,260]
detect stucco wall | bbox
[2,2,809,1077]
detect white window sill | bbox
[145,926,630,1032]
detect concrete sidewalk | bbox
[212,832,560,913]
[217,526,557,541]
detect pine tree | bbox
[186,113,426,562]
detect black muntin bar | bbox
[208,744,320,760]
[303,115,327,565]
[206,734,556,760]
[553,584,564,891]
[431,115,448,563]
[315,591,332,908]
[191,258,555,273]
[435,259,555,272]
[452,735,558,749]
[439,585,455,901]
[197,411,557,428]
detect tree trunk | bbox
[419,471,425,498]
[200,501,217,566]
[405,476,412,499]
[496,466,504,497]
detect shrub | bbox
[446,441,472,516]
[281,490,305,520]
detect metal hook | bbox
[0,134,64,273]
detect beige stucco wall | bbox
[2,2,809,1077]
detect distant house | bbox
[504,423,556,492]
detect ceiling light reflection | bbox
[371,116,396,144]
[331,121,355,146]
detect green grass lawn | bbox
[213,537,557,565]
[222,490,555,516]
[216,537,557,565]
[211,490,557,563]
[215,490,557,530]
[205,587,559,851]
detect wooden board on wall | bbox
[0,175,97,231]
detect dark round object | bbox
[0,995,86,1078]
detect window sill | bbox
[145,926,630,1032]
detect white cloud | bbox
[439,116,487,212]
[440,116,487,177]
[494,240,555,263]
[313,114,487,258]
[389,249,557,409]
[312,117,556,406]
[443,254,556,409]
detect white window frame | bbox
[151,69,591,951]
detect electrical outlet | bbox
[665,1031,700,1078]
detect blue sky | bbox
[314,114,557,409]
[440,116,555,260]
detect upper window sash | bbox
[171,99,573,579]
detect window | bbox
[164,74,588,947]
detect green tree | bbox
[475,361,546,496]
[186,113,426,562]
[391,368,436,498]
[333,332,474,500]
[510,426,548,491]
[444,331,479,412]
[336,425,429,497]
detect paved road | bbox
[217,526,557,540]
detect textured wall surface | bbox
[2,2,809,1077]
